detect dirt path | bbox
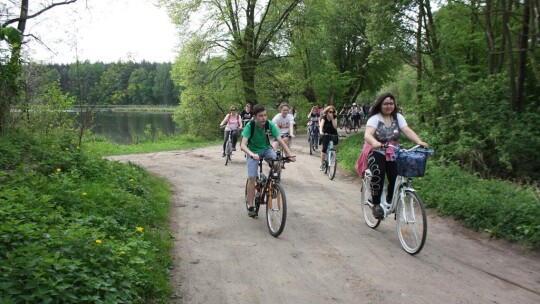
[110,134,540,304]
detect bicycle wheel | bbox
[327,150,337,180]
[361,175,381,228]
[396,190,427,255]
[339,117,345,129]
[225,141,232,166]
[345,121,351,134]
[309,133,314,155]
[266,182,287,237]
[245,179,260,215]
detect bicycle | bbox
[360,145,434,255]
[350,114,361,133]
[307,122,319,155]
[223,130,234,166]
[340,114,352,134]
[244,154,292,237]
[320,133,345,180]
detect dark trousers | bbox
[223,129,238,152]
[368,151,398,205]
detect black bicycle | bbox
[244,154,291,237]
[307,122,319,155]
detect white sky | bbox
[25,0,179,63]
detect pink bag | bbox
[355,142,372,178]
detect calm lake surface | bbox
[92,111,177,144]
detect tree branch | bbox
[3,0,79,28]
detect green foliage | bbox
[0,26,22,47]
[0,130,173,303]
[338,134,540,249]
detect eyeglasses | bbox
[328,111,335,113]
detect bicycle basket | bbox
[395,150,428,177]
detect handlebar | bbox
[383,143,435,155]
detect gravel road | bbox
[110,134,540,304]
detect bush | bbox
[0,130,172,303]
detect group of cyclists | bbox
[219,93,428,220]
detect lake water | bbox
[92,111,177,144]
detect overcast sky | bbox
[25,0,179,64]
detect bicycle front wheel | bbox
[309,134,314,155]
[345,122,351,134]
[396,190,427,255]
[327,150,337,180]
[266,182,287,237]
[225,141,232,166]
[361,176,380,228]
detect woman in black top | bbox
[319,105,339,170]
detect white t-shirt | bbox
[366,113,408,143]
[272,113,295,135]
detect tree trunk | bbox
[416,0,424,105]
[484,0,496,75]
[516,0,531,112]
[501,0,518,110]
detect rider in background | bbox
[363,93,428,219]
[271,102,295,151]
[339,103,350,119]
[349,102,361,128]
[219,106,242,157]
[307,105,320,147]
[241,104,296,217]
[319,105,339,171]
[240,103,253,126]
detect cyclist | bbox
[319,105,339,171]
[219,106,242,157]
[307,105,320,149]
[363,93,428,219]
[240,103,253,127]
[339,103,350,128]
[241,104,296,217]
[271,102,295,151]
[349,102,361,128]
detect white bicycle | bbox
[360,145,434,255]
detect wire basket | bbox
[395,150,428,177]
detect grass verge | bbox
[338,133,540,249]
[0,130,216,303]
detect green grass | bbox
[338,133,540,249]
[85,134,220,156]
[0,129,218,303]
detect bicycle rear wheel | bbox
[361,175,380,228]
[396,190,427,255]
[327,150,337,180]
[345,121,351,134]
[266,182,287,237]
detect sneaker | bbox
[372,204,384,219]
[319,164,325,171]
[222,152,226,157]
[248,206,257,218]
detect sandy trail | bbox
[110,134,540,304]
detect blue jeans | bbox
[246,148,277,178]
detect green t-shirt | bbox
[242,120,280,154]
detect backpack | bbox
[248,120,271,146]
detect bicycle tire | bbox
[225,141,232,166]
[309,134,313,155]
[396,190,427,255]
[361,175,381,228]
[244,179,260,215]
[339,117,345,129]
[345,122,351,134]
[266,182,287,237]
[327,150,337,180]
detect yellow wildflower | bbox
[95,239,102,244]
[120,251,126,255]
[56,168,62,173]
[136,227,144,233]
[130,179,135,182]
[82,192,87,196]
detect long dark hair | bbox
[367,93,398,120]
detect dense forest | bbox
[2,0,540,183]
[28,61,180,106]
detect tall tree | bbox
[161,0,301,105]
